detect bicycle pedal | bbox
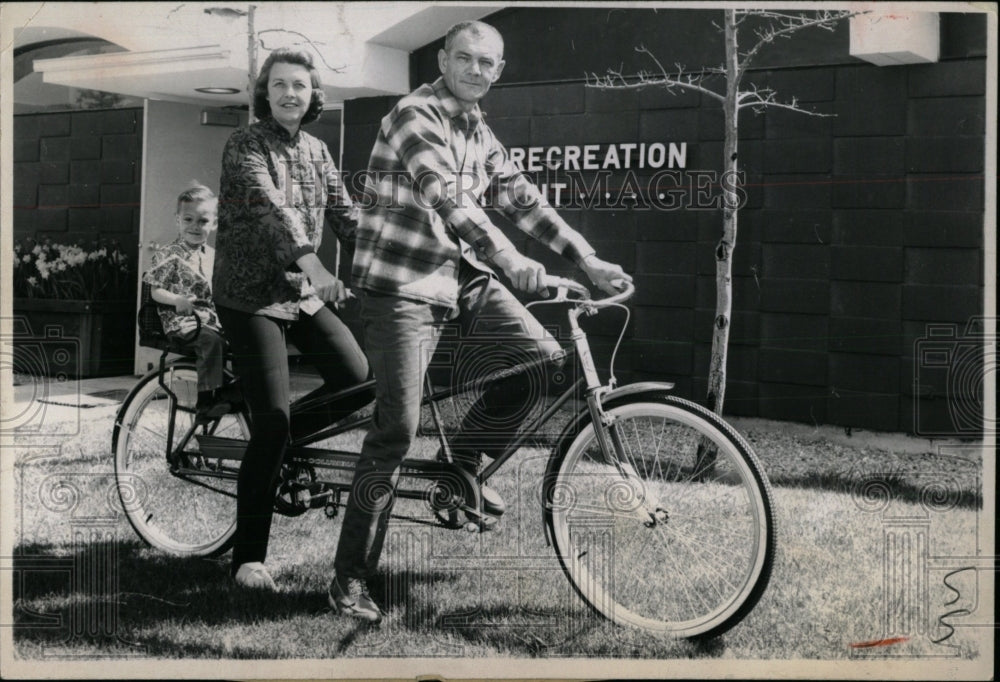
[463,514,499,533]
[293,483,331,509]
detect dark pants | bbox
[171,327,225,392]
[217,304,373,573]
[333,264,565,581]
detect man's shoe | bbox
[440,449,507,517]
[234,562,277,591]
[457,459,506,517]
[476,482,507,517]
[328,575,383,624]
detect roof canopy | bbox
[10,2,494,107]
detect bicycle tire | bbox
[113,362,248,557]
[546,395,774,638]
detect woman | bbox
[213,48,373,589]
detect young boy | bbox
[144,183,231,419]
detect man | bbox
[330,20,632,623]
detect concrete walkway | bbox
[9,372,973,456]
[6,370,323,432]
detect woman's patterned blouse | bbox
[213,118,358,320]
[144,238,222,335]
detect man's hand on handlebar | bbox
[580,254,634,295]
[492,249,550,295]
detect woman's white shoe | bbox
[234,562,277,591]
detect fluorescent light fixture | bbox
[195,86,240,94]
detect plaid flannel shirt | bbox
[214,118,358,320]
[352,77,595,309]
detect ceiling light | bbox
[196,86,240,94]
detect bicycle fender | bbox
[540,381,675,547]
[598,381,675,403]
[111,359,198,453]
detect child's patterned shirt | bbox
[144,238,222,335]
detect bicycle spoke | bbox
[115,364,243,557]
[662,524,743,594]
[550,398,773,636]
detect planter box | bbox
[13,298,135,378]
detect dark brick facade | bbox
[13,108,143,260]
[341,9,987,435]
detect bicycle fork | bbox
[570,309,668,529]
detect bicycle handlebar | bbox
[540,275,635,308]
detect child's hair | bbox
[175,182,217,214]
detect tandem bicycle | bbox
[112,276,775,639]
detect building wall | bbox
[135,100,250,372]
[13,107,143,258]
[342,9,987,435]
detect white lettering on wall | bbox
[510,147,525,170]
[545,146,563,170]
[669,142,687,169]
[527,147,543,171]
[647,143,666,168]
[509,142,688,171]
[564,145,581,170]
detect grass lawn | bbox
[6,394,990,665]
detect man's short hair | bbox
[444,20,504,56]
[175,182,216,213]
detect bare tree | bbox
[203,4,343,122]
[590,9,857,424]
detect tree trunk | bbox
[695,9,740,479]
[707,8,741,417]
[247,5,257,122]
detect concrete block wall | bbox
[13,108,143,261]
[340,10,987,435]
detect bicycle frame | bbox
[116,276,775,637]
[160,278,641,520]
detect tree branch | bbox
[257,28,345,72]
[738,89,834,116]
[587,45,726,102]
[738,10,857,76]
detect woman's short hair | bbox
[253,48,326,126]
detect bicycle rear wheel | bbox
[547,396,774,638]
[113,363,247,557]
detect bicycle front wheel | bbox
[548,396,774,638]
[113,363,247,557]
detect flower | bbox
[13,236,134,302]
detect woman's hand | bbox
[311,268,349,304]
[297,252,349,305]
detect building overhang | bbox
[19,2,496,107]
